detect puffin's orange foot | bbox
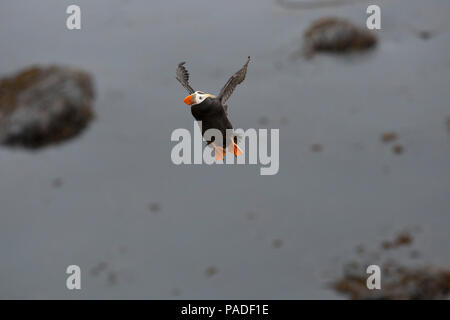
[228,142,243,156]
[213,145,226,161]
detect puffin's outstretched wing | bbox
[176,62,195,94]
[217,56,250,105]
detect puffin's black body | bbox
[191,97,234,148]
[176,57,250,158]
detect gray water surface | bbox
[0,0,449,299]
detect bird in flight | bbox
[176,57,250,161]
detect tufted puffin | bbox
[176,57,250,161]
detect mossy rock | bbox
[303,17,377,58]
[0,65,95,149]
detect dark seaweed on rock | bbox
[334,264,450,300]
[310,144,323,152]
[205,266,218,278]
[381,231,413,249]
[0,65,95,149]
[303,17,377,58]
[392,144,404,155]
[380,132,398,143]
[333,230,450,300]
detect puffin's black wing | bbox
[176,62,195,94]
[217,56,250,106]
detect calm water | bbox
[0,0,449,298]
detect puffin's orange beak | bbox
[183,95,193,105]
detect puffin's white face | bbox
[183,91,216,106]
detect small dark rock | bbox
[382,231,413,250]
[380,132,398,143]
[310,144,323,152]
[392,144,404,155]
[410,250,420,259]
[355,245,365,254]
[149,202,161,213]
[417,30,433,40]
[107,272,117,286]
[205,266,218,278]
[52,178,63,188]
[272,239,284,249]
[91,261,108,276]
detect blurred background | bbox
[0,0,449,299]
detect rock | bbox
[90,261,108,276]
[381,231,414,250]
[272,239,284,249]
[394,232,413,247]
[381,231,413,250]
[417,30,433,40]
[149,202,161,213]
[0,65,95,149]
[303,17,377,58]
[107,272,118,286]
[334,264,450,300]
[380,132,398,143]
[392,144,404,155]
[333,230,450,299]
[310,144,323,152]
[204,266,218,278]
